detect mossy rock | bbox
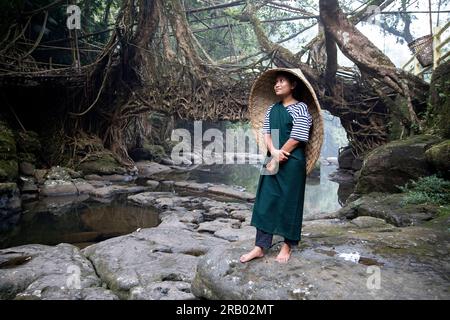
[129,143,168,162]
[338,192,441,227]
[76,151,126,176]
[355,134,442,194]
[143,143,167,162]
[425,140,450,179]
[425,60,450,138]
[423,205,450,232]
[0,182,18,194]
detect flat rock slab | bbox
[0,244,117,300]
[192,220,450,300]
[136,161,173,178]
[82,227,228,300]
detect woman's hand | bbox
[270,148,290,163]
[266,158,277,174]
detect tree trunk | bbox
[319,0,428,132]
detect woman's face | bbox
[274,75,296,97]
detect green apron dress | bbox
[250,101,307,241]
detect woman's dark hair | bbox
[274,71,305,101]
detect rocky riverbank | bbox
[0,133,449,300]
[1,185,449,299]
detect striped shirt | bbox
[262,101,312,142]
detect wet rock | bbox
[129,281,196,300]
[160,158,175,166]
[96,174,134,183]
[82,227,227,299]
[213,226,255,242]
[33,169,47,184]
[73,180,96,194]
[229,209,251,222]
[174,181,211,191]
[76,152,127,176]
[425,140,450,179]
[128,192,173,206]
[18,176,38,193]
[146,180,160,190]
[0,244,117,300]
[40,180,78,197]
[84,174,102,181]
[303,210,341,221]
[350,216,395,230]
[128,192,199,210]
[202,199,251,212]
[46,166,72,181]
[207,185,255,201]
[337,192,440,227]
[338,146,354,170]
[426,61,450,138]
[192,223,449,300]
[161,180,175,187]
[160,209,204,225]
[136,161,172,179]
[203,208,230,221]
[89,185,146,199]
[197,218,241,234]
[355,135,443,194]
[129,144,167,163]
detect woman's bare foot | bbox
[240,246,264,263]
[275,243,292,263]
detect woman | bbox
[240,70,312,264]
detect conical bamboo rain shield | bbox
[249,68,324,175]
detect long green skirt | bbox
[250,101,307,241]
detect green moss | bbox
[0,182,17,193]
[425,61,450,138]
[76,152,126,175]
[0,159,18,182]
[423,205,450,231]
[398,174,450,206]
[425,140,450,179]
[143,143,167,162]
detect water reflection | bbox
[0,196,160,249]
[186,162,352,217]
[173,116,352,217]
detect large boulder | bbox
[425,140,450,179]
[336,192,441,227]
[425,60,450,138]
[191,219,450,300]
[355,135,442,194]
[82,227,228,300]
[0,244,118,300]
[129,143,168,163]
[76,151,127,176]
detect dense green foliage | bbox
[399,174,450,206]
